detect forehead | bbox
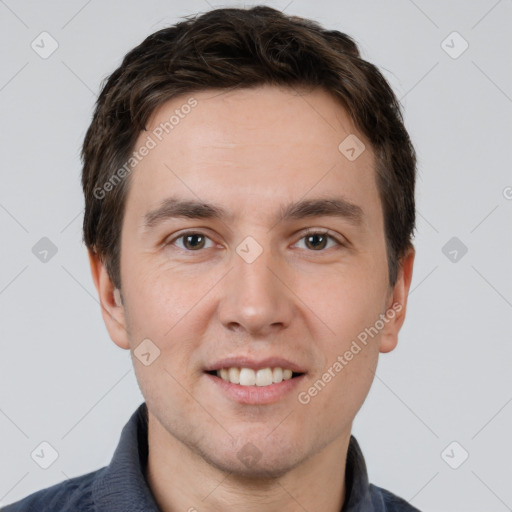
[124,85,380,228]
[145,85,363,160]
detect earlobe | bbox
[87,249,130,350]
[379,247,415,354]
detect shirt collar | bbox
[92,402,160,511]
[342,433,376,511]
[92,402,377,511]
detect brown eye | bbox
[295,230,342,251]
[305,233,329,250]
[170,232,214,251]
[182,233,206,250]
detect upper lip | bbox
[204,356,307,373]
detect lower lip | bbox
[205,373,306,405]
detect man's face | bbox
[92,85,413,477]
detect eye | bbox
[165,229,344,253]
[169,231,215,251]
[294,229,344,251]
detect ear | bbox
[88,249,130,350]
[379,246,415,354]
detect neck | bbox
[145,413,351,512]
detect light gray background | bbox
[1,1,511,510]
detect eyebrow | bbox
[142,196,364,231]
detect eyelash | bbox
[166,228,345,253]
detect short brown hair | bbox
[81,5,416,290]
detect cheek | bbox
[122,257,199,332]
[300,264,388,341]
[298,263,386,403]
[296,337,379,441]
[306,320,380,418]
[120,259,217,376]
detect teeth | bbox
[239,368,256,386]
[256,368,273,386]
[272,367,283,383]
[215,367,297,386]
[228,367,240,384]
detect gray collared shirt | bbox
[2,402,421,511]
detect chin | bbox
[200,447,304,480]
[179,426,304,480]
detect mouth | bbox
[205,367,305,387]
[203,357,307,404]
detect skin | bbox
[89,85,414,512]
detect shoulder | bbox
[2,468,104,512]
[369,483,422,512]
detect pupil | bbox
[186,234,204,249]
[307,234,326,250]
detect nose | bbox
[217,240,295,337]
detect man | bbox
[3,5,419,511]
